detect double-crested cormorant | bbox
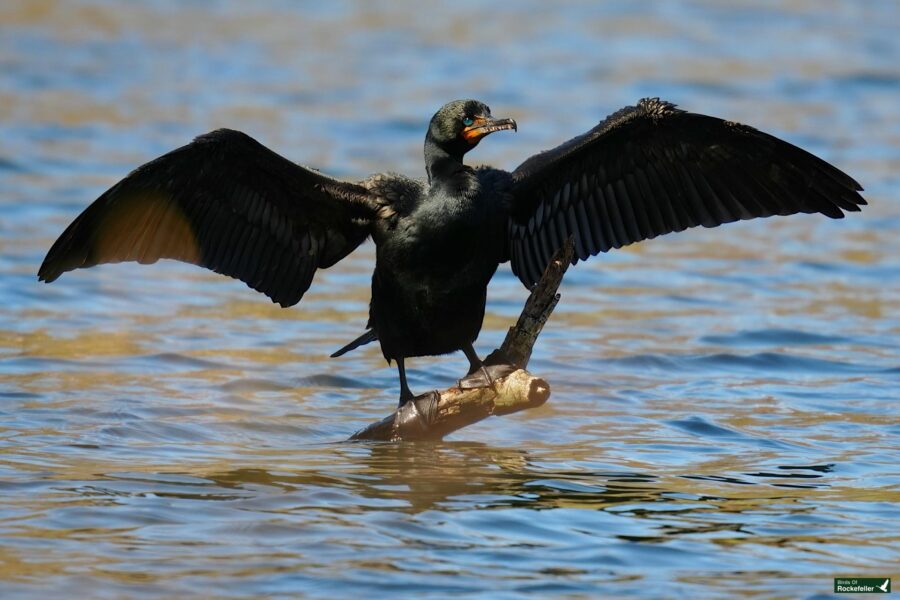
[38,98,866,406]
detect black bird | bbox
[38,98,866,405]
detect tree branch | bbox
[349,239,574,442]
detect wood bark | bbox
[349,239,574,442]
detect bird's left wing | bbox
[507,98,866,287]
[38,129,390,307]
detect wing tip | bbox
[37,252,68,283]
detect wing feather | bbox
[508,98,866,287]
[39,129,388,307]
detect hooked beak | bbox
[462,116,517,144]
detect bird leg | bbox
[458,343,516,390]
[462,343,483,376]
[397,358,415,407]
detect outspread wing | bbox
[38,129,387,307]
[508,98,866,287]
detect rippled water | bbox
[2,1,899,597]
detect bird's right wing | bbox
[39,129,391,307]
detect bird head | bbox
[427,99,517,157]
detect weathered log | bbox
[349,239,574,442]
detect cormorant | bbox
[38,98,866,406]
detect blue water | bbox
[1,1,899,598]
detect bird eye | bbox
[462,117,474,126]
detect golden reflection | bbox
[13,329,144,360]
[0,546,81,581]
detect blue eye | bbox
[462,117,474,126]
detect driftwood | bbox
[349,239,574,442]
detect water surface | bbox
[1,1,899,597]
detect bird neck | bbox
[424,139,468,185]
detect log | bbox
[349,239,574,442]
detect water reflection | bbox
[83,441,843,518]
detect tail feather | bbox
[330,329,378,358]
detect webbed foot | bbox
[398,388,415,408]
[396,390,441,428]
[458,363,517,389]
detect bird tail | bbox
[330,329,378,358]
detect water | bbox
[2,1,899,597]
